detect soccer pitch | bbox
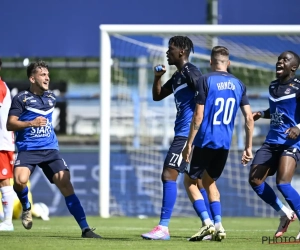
[1,217,299,250]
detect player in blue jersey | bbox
[6,61,101,238]
[182,46,254,241]
[141,36,213,240]
[250,51,300,239]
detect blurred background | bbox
[1,0,300,218]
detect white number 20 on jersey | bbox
[213,97,236,125]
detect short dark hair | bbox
[287,50,300,69]
[27,60,48,78]
[169,36,194,54]
[211,46,229,58]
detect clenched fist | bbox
[31,116,47,127]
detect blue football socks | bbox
[277,183,300,219]
[14,186,30,210]
[193,199,210,222]
[159,181,177,227]
[252,182,284,212]
[210,201,222,224]
[65,194,89,230]
[200,188,214,222]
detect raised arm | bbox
[152,65,172,101]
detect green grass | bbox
[1,217,300,250]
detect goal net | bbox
[99,25,300,218]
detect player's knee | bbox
[248,175,261,187]
[56,180,74,197]
[161,167,177,181]
[14,173,29,186]
[183,174,193,188]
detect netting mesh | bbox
[107,33,300,217]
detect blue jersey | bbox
[8,90,59,151]
[163,63,202,137]
[265,77,300,149]
[193,71,249,149]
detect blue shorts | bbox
[251,142,300,176]
[14,150,69,183]
[185,146,229,180]
[163,136,188,173]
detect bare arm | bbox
[187,104,204,146]
[152,65,172,101]
[253,108,270,121]
[7,115,47,131]
[182,104,204,162]
[241,105,254,165]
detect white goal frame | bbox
[99,24,300,218]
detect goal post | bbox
[99,24,300,218]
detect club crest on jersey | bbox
[48,100,53,106]
[177,78,181,85]
[284,88,291,94]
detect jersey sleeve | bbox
[9,95,25,117]
[181,64,202,91]
[240,83,250,106]
[296,88,300,101]
[162,78,173,92]
[0,81,7,107]
[194,76,208,105]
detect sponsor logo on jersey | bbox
[270,108,284,127]
[289,83,299,90]
[30,118,52,138]
[30,100,37,102]
[23,95,34,102]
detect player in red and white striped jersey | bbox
[0,58,15,231]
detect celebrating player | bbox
[0,58,15,231]
[141,36,213,240]
[250,51,300,239]
[6,61,101,238]
[182,46,254,241]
